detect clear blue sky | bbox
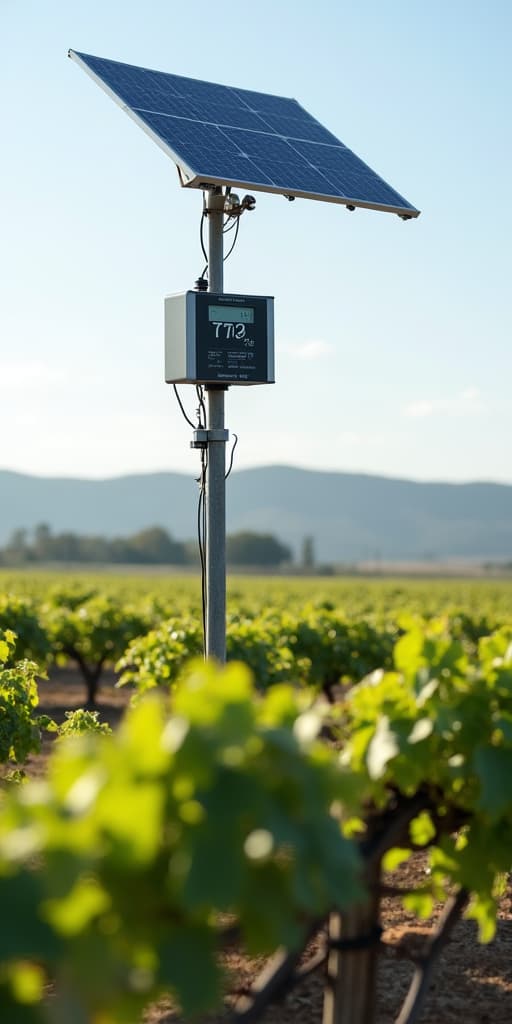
[2,0,511,483]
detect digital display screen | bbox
[208,305,254,324]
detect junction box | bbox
[165,291,274,385]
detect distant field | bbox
[2,566,512,620]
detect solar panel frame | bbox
[68,49,420,218]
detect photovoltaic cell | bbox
[69,49,419,217]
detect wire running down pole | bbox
[205,188,227,662]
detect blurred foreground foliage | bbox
[0,660,361,1021]
[0,573,511,1020]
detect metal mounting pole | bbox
[205,188,227,661]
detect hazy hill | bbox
[1,466,512,563]
[0,470,194,546]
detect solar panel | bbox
[69,50,419,218]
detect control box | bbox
[165,291,274,385]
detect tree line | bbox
[0,523,292,567]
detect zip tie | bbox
[328,924,383,952]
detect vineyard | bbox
[1,570,511,1023]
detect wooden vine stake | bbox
[323,865,381,1024]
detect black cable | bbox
[225,432,238,480]
[173,375,206,651]
[197,448,208,654]
[224,216,240,262]
[180,381,205,655]
[195,384,206,428]
[223,214,237,234]
[199,210,208,268]
[200,196,242,281]
[172,384,196,429]
[202,452,207,627]
[197,486,205,651]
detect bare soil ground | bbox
[28,669,512,1024]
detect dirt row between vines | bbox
[24,668,512,1023]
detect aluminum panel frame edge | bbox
[267,298,275,383]
[68,49,198,186]
[187,291,196,380]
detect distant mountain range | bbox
[1,466,512,563]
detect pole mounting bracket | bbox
[191,428,229,449]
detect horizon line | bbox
[1,465,511,489]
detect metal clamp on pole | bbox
[207,429,229,443]
[191,428,229,449]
